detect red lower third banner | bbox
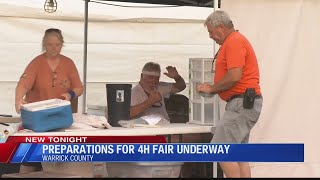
[0,143,19,163]
[6,136,167,143]
[1,136,166,162]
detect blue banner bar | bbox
[11,143,304,163]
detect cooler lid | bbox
[21,99,70,112]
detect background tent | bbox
[79,0,219,112]
[222,0,320,177]
[0,0,214,116]
[101,0,215,7]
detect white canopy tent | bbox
[0,0,214,115]
[79,0,218,112]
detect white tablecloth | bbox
[13,123,212,136]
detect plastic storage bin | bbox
[106,162,183,178]
[189,58,220,126]
[21,99,73,132]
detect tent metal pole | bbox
[82,0,89,114]
[212,0,220,178]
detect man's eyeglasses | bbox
[52,72,57,87]
[211,47,220,73]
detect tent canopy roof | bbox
[107,0,217,7]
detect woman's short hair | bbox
[42,28,64,51]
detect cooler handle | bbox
[44,106,63,117]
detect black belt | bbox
[227,94,262,102]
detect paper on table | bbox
[140,115,162,126]
[72,113,112,129]
[65,122,97,131]
[118,114,169,128]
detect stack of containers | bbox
[188,58,220,126]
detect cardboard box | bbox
[0,117,21,123]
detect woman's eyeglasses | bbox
[52,72,57,87]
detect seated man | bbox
[130,62,186,120]
[130,62,212,178]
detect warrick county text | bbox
[40,144,230,162]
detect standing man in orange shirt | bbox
[197,10,263,178]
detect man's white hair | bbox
[204,10,234,29]
[141,62,161,76]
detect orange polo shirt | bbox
[19,53,83,103]
[214,31,261,101]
